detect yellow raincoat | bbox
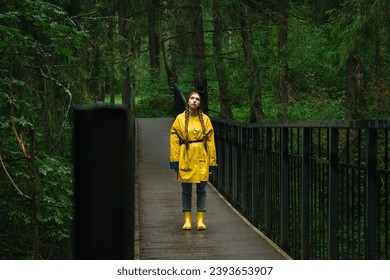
[170,112,217,183]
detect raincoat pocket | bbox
[179,144,192,171]
[179,159,192,171]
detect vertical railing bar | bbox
[385,131,389,259]
[232,125,238,206]
[311,130,316,258]
[321,152,326,258]
[301,127,310,259]
[218,122,225,192]
[357,134,363,258]
[317,128,321,158]
[357,129,363,258]
[229,124,233,196]
[311,129,316,258]
[241,125,248,216]
[224,123,230,195]
[365,128,378,259]
[264,127,272,236]
[252,127,259,226]
[281,127,289,250]
[346,127,351,257]
[328,127,339,259]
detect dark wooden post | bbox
[73,106,134,259]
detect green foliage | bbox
[135,82,175,118]
[288,95,346,121]
[37,154,73,259]
[0,0,85,259]
[2,0,390,260]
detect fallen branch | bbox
[0,155,32,200]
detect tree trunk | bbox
[191,0,208,113]
[161,0,178,89]
[374,25,382,75]
[108,1,116,104]
[148,0,161,84]
[91,49,103,101]
[311,0,339,25]
[118,0,133,111]
[211,0,233,119]
[239,1,263,123]
[277,0,289,121]
[346,54,365,119]
[262,5,271,66]
[68,0,81,16]
[28,128,39,259]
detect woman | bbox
[170,91,217,230]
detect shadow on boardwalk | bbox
[135,118,290,260]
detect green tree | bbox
[1,0,85,259]
[211,0,233,119]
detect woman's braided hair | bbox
[184,91,206,149]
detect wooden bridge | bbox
[135,118,289,260]
[72,106,389,260]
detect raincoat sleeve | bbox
[169,117,181,169]
[205,117,218,171]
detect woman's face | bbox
[187,93,201,111]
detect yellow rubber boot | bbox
[182,212,192,230]
[197,212,206,230]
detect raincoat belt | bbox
[180,139,203,145]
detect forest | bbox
[1,0,390,259]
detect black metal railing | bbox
[210,119,390,260]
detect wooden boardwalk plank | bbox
[136,118,289,260]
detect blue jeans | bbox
[182,182,207,212]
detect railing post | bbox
[365,128,378,259]
[216,121,224,190]
[224,123,231,196]
[301,127,311,259]
[232,125,238,205]
[264,127,272,236]
[73,106,134,260]
[251,128,259,225]
[328,127,339,259]
[240,125,248,216]
[280,127,289,250]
